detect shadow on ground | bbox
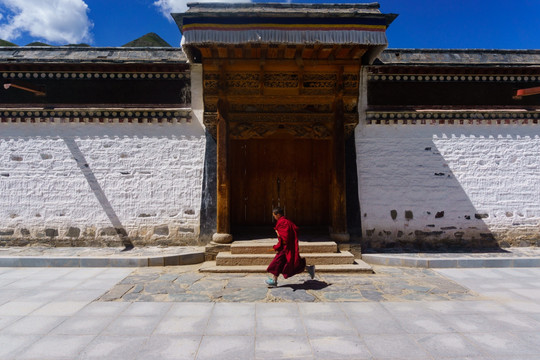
[277,279,330,291]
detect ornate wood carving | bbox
[343,73,359,88]
[202,65,360,139]
[230,113,332,123]
[204,71,360,94]
[203,112,218,138]
[230,121,332,139]
[263,73,299,88]
[229,103,333,113]
[303,73,336,95]
[205,110,357,139]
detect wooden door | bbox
[231,138,331,227]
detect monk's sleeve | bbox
[272,237,283,251]
[275,221,290,244]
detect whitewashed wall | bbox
[0,122,206,246]
[356,124,540,248]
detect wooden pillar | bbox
[331,68,350,242]
[212,65,233,244]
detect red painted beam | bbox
[514,86,540,99]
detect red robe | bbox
[266,216,306,279]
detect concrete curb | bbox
[362,254,540,268]
[0,250,205,268]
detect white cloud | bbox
[0,0,92,44]
[154,0,252,20]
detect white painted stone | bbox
[356,124,540,247]
[0,121,206,245]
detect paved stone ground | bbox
[0,246,205,257]
[98,264,477,303]
[361,247,540,258]
[1,266,540,359]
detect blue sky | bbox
[1,0,539,49]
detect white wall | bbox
[356,124,540,248]
[0,122,206,246]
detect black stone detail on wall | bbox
[100,227,118,236]
[0,230,14,236]
[67,227,80,238]
[390,210,397,220]
[1,173,9,177]
[199,130,217,242]
[435,211,445,218]
[21,229,30,236]
[475,213,489,219]
[154,226,169,236]
[45,229,58,237]
[405,210,413,220]
[414,230,444,237]
[345,135,362,237]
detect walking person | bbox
[266,207,315,287]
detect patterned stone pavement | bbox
[98,264,477,303]
[2,266,540,359]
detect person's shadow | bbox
[278,280,330,291]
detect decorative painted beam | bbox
[0,108,192,124]
[1,72,189,80]
[368,74,540,82]
[366,110,540,125]
[514,86,540,99]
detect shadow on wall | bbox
[62,137,133,250]
[0,122,206,246]
[357,126,540,251]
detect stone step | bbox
[216,251,355,266]
[231,240,338,254]
[200,259,373,273]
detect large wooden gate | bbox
[231,138,331,227]
[176,2,395,243]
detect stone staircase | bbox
[200,239,373,273]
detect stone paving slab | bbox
[0,246,205,267]
[1,246,539,269]
[1,267,540,359]
[200,260,373,273]
[98,263,478,303]
[363,247,540,268]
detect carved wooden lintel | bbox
[204,111,357,140]
[229,121,332,139]
[203,71,359,97]
[230,113,333,123]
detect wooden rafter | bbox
[3,82,45,96]
[514,86,540,99]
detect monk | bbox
[265,207,315,287]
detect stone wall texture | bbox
[356,124,540,249]
[0,122,206,246]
